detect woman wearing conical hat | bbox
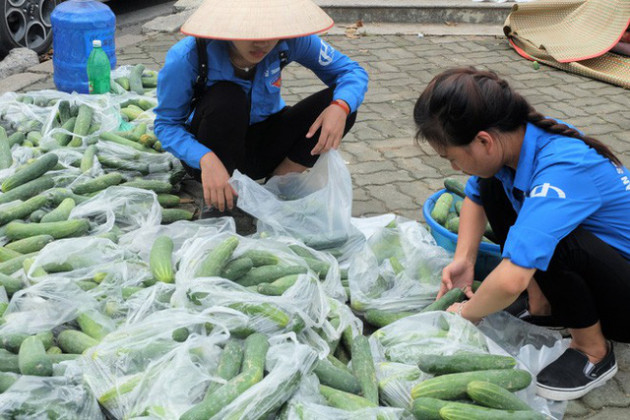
[154,0,368,214]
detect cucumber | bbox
[0,349,19,372]
[40,198,75,223]
[220,256,253,281]
[99,131,156,153]
[239,250,279,267]
[439,402,545,420]
[446,216,460,233]
[122,179,173,193]
[97,154,150,174]
[57,329,98,354]
[69,104,93,146]
[0,252,37,275]
[1,153,58,192]
[466,380,532,411]
[71,172,123,195]
[43,187,90,207]
[115,76,130,90]
[0,127,13,169]
[129,64,146,95]
[196,236,239,278]
[34,331,53,350]
[28,209,46,222]
[256,274,299,296]
[18,336,52,376]
[80,145,97,173]
[411,369,532,400]
[417,353,517,375]
[57,100,71,124]
[180,333,269,420]
[364,309,415,328]
[0,371,17,392]
[444,178,466,198]
[421,288,466,312]
[455,200,463,215]
[172,327,189,342]
[236,265,307,287]
[319,385,378,411]
[0,247,21,262]
[161,208,194,223]
[430,192,454,226]
[157,193,180,207]
[204,339,244,397]
[228,302,290,328]
[0,271,25,296]
[6,219,90,240]
[302,257,330,277]
[314,357,361,394]
[52,116,76,146]
[150,235,175,283]
[351,335,379,404]
[0,176,54,205]
[411,397,450,420]
[7,132,25,147]
[0,195,48,226]
[76,312,112,340]
[46,346,62,355]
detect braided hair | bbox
[414,67,621,166]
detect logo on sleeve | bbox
[319,41,335,66]
[529,183,566,199]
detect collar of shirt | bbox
[209,40,290,80]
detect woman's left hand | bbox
[307,103,348,155]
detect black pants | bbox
[479,177,630,342]
[186,82,357,180]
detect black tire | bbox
[0,0,61,56]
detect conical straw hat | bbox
[181,0,334,40]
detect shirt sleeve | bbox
[464,176,483,205]
[153,38,212,170]
[503,161,602,270]
[289,35,368,112]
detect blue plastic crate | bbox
[423,189,501,279]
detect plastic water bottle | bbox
[51,0,116,94]
[87,40,111,94]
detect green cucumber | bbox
[52,116,76,146]
[0,252,37,275]
[0,127,13,169]
[0,349,19,372]
[421,288,466,312]
[161,208,193,223]
[0,371,17,392]
[0,176,54,205]
[0,247,22,262]
[0,195,48,226]
[204,339,244,397]
[57,329,98,354]
[128,64,146,95]
[364,309,415,328]
[39,198,75,223]
[150,235,175,283]
[1,153,58,192]
[220,256,253,281]
[446,216,460,233]
[235,265,307,287]
[196,236,239,278]
[228,302,290,328]
[466,380,533,411]
[69,104,93,146]
[71,172,123,195]
[180,333,269,420]
[431,192,454,226]
[122,179,173,193]
[5,219,90,240]
[18,336,52,376]
[76,312,112,340]
[439,402,545,420]
[444,178,466,198]
[319,385,378,410]
[411,369,532,400]
[351,335,379,404]
[99,131,156,153]
[239,250,279,266]
[417,353,517,375]
[97,154,149,174]
[411,397,450,420]
[80,145,97,173]
[314,357,361,394]
[256,274,299,296]
[5,234,54,254]
[157,193,180,207]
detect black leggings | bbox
[479,177,630,342]
[186,82,357,180]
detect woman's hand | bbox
[307,103,348,155]
[437,259,475,300]
[199,152,236,212]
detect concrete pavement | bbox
[12,27,630,420]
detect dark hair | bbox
[413,67,621,166]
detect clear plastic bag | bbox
[231,150,365,261]
[0,363,104,419]
[369,311,561,418]
[348,219,450,313]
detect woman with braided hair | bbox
[414,67,630,400]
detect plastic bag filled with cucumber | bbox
[80,308,232,419]
[347,217,451,318]
[0,363,104,420]
[110,64,160,100]
[230,150,365,264]
[278,373,404,420]
[369,311,561,418]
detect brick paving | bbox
[19,31,630,419]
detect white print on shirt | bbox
[614,165,630,191]
[529,183,566,199]
[264,67,281,78]
[319,41,335,66]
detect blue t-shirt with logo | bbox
[154,35,369,169]
[464,122,630,270]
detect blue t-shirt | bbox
[465,122,630,270]
[153,35,369,169]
